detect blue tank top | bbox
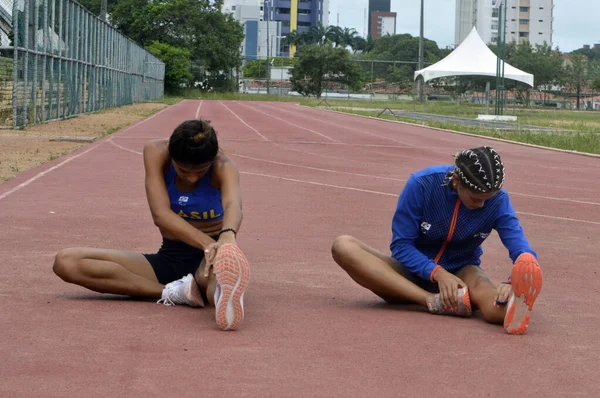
[165,163,224,222]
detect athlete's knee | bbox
[331,235,359,266]
[53,248,83,282]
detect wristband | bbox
[430,265,442,283]
[217,228,237,239]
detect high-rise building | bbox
[222,0,265,22]
[266,0,330,56]
[369,12,397,39]
[368,0,391,37]
[455,0,554,47]
[222,1,282,61]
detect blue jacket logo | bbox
[421,222,431,234]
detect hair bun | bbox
[168,119,219,165]
[191,132,207,143]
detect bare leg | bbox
[456,265,506,324]
[194,259,218,306]
[331,235,435,306]
[53,247,164,298]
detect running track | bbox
[1,100,599,397]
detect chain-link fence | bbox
[239,56,424,99]
[238,55,600,110]
[1,0,165,128]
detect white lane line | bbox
[230,153,405,182]
[108,139,143,155]
[0,145,101,201]
[106,142,600,226]
[218,101,270,141]
[257,102,417,146]
[0,101,180,201]
[195,100,203,119]
[240,171,600,226]
[234,101,340,143]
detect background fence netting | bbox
[0,0,165,128]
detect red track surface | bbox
[2,100,599,397]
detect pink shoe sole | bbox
[213,244,250,331]
[504,254,543,335]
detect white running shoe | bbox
[157,273,205,307]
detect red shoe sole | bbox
[504,254,543,335]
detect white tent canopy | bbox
[414,27,534,87]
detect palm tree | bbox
[325,26,344,47]
[307,22,328,45]
[341,27,358,51]
[351,35,375,54]
[283,30,301,47]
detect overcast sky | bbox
[328,0,600,52]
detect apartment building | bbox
[455,0,553,47]
[222,1,282,60]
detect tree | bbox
[352,35,375,54]
[109,0,244,91]
[145,41,193,93]
[501,41,564,104]
[290,44,364,98]
[285,26,367,56]
[306,23,329,45]
[362,34,445,85]
[191,10,245,91]
[593,74,600,92]
[565,54,590,109]
[110,0,153,43]
[340,27,359,51]
[530,43,565,103]
[74,0,120,17]
[243,57,295,79]
[571,47,600,63]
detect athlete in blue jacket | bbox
[331,146,543,335]
[52,119,250,331]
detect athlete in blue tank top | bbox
[331,146,543,335]
[53,119,250,331]
[163,162,225,223]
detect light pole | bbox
[494,0,507,115]
[417,0,424,102]
[265,0,271,95]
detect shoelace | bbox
[156,280,185,306]
[156,297,176,306]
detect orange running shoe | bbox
[212,244,250,331]
[504,253,543,335]
[426,287,472,317]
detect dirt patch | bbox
[0,102,169,183]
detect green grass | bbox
[339,109,600,155]
[165,91,303,103]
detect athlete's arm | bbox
[389,175,440,281]
[214,155,243,241]
[494,192,537,263]
[143,141,215,250]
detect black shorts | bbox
[143,239,205,285]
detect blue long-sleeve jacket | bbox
[390,165,537,281]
